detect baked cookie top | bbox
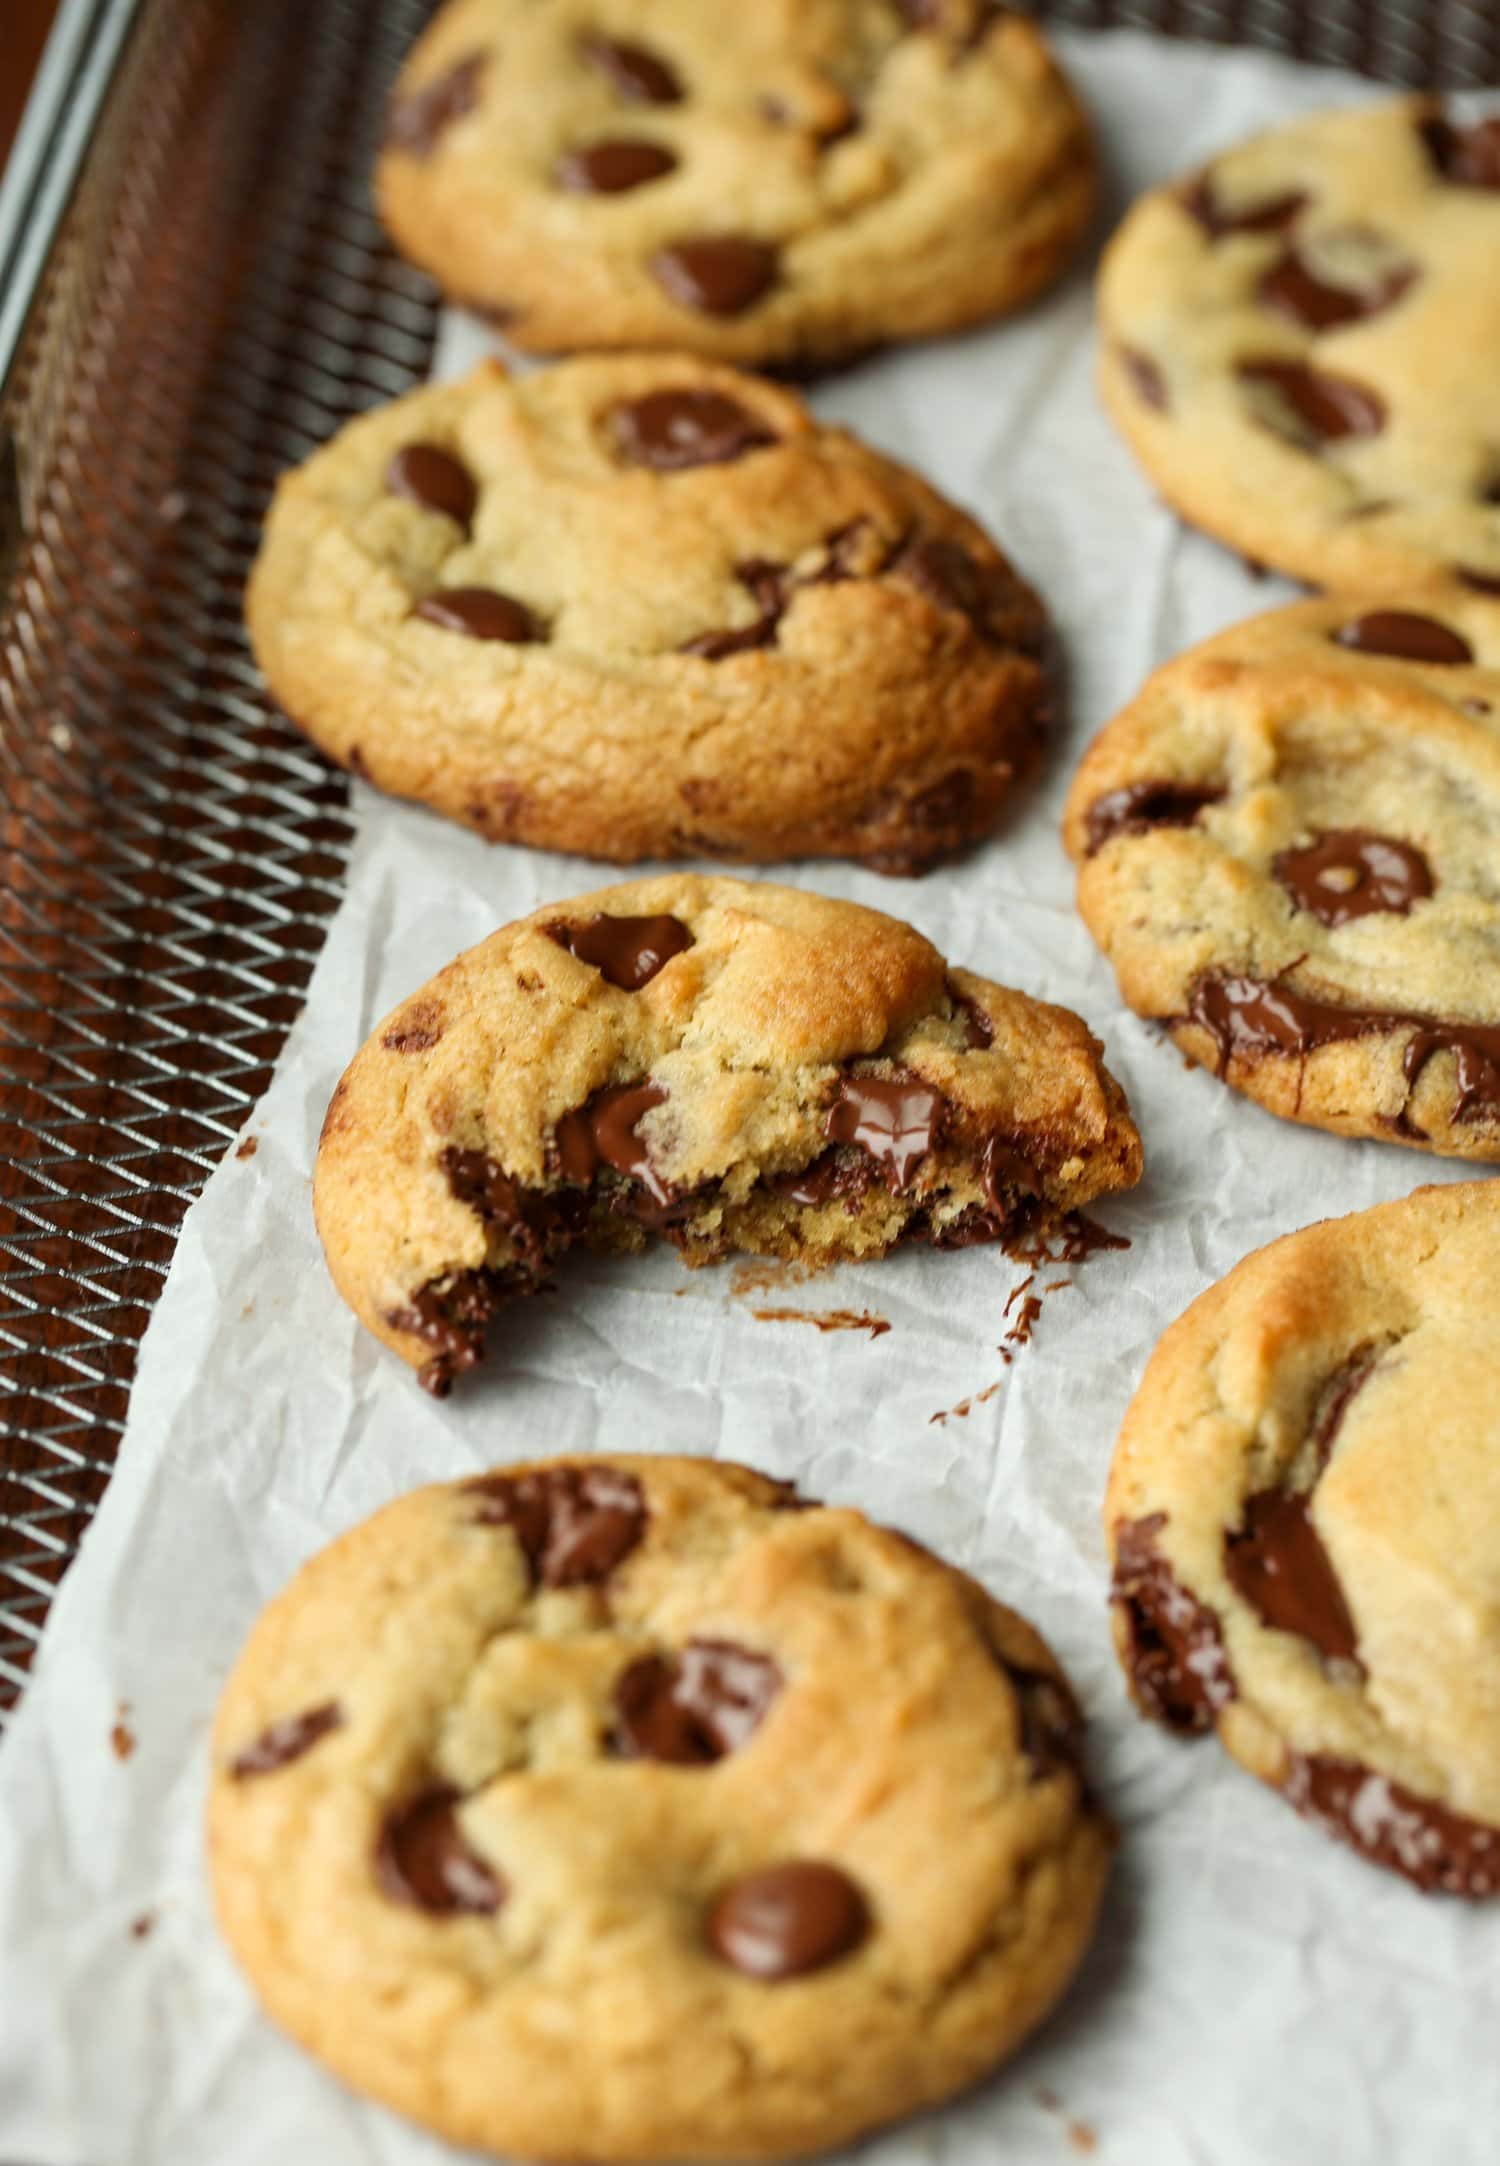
[314,874,1142,1391]
[1098,98,1500,591]
[209,1455,1112,2161]
[1062,591,1500,1162]
[375,0,1094,368]
[1106,1179,1500,1896]
[246,356,1050,873]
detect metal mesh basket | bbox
[0,0,1495,1722]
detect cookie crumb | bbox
[235,1135,258,1160]
[1037,2086,1099,2154]
[111,1704,136,1760]
[130,1912,154,1941]
[731,1256,813,1297]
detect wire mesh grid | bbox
[0,0,1495,1725]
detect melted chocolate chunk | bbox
[467,1463,647,1586]
[1183,173,1308,238]
[376,1787,505,1914]
[1312,1346,1377,1461]
[891,534,1040,650]
[385,53,484,157]
[1119,345,1168,411]
[1111,1514,1235,1734]
[440,1145,525,1229]
[414,587,539,642]
[680,558,789,659]
[980,1133,1042,1204]
[708,1861,869,1978]
[608,388,776,470]
[827,1073,942,1190]
[546,912,692,990]
[1184,974,1500,1126]
[554,1082,672,1204]
[1008,1663,1085,1782]
[555,138,678,193]
[1420,113,1500,191]
[386,444,478,528]
[774,1149,878,1212]
[613,1640,782,1763]
[1275,829,1433,928]
[230,1702,343,1778]
[1238,359,1386,445]
[650,236,779,316]
[1225,1490,1360,1663]
[1458,567,1500,596]
[1258,247,1415,332]
[580,32,683,104]
[949,978,993,1048]
[1284,1755,1500,1895]
[389,1268,507,1397]
[1335,609,1473,666]
[1085,779,1224,855]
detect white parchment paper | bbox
[1,30,1494,2166]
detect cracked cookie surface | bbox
[1098,97,1500,590]
[313,874,1142,1391]
[247,356,1051,871]
[1106,1180,1500,1895]
[375,0,1094,368]
[1062,591,1500,1162]
[209,1454,1113,2161]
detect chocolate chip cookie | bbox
[1107,1179,1500,1895]
[314,874,1142,1393]
[209,1454,1113,2159]
[375,0,1094,370]
[1098,98,1500,590]
[246,356,1052,872]
[1062,591,1500,1162]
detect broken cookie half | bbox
[314,875,1142,1392]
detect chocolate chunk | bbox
[980,1133,1042,1204]
[1225,1490,1360,1663]
[414,587,539,642]
[386,444,478,528]
[1335,609,1473,666]
[608,389,776,471]
[376,1787,505,1914]
[650,236,779,316]
[708,1860,869,1978]
[680,558,789,659]
[1007,1663,1085,1782]
[382,1002,444,1053]
[554,1081,672,1205]
[1312,1346,1377,1462]
[579,32,683,104]
[1283,1755,1500,1895]
[613,1640,782,1763]
[827,1073,942,1190]
[441,1145,524,1227]
[1258,247,1415,332]
[1111,1514,1235,1734]
[1119,346,1168,411]
[1238,359,1386,445]
[1084,779,1224,855]
[890,534,1039,649]
[389,1268,506,1396]
[1274,830,1434,928]
[1420,113,1500,191]
[546,912,692,990]
[555,138,678,193]
[1458,567,1500,596]
[1184,974,1500,1126]
[1183,173,1307,238]
[775,1149,877,1211]
[949,978,993,1048]
[385,53,484,157]
[230,1701,343,1778]
[467,1463,647,1586]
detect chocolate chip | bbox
[1111,1514,1235,1735]
[1224,1490,1361,1664]
[436,1147,557,1282]
[650,236,779,316]
[386,444,478,528]
[382,1001,444,1053]
[1238,359,1386,445]
[1183,172,1307,238]
[1084,779,1225,855]
[385,53,484,157]
[1274,830,1434,928]
[414,587,539,642]
[890,534,1039,649]
[1283,1755,1500,1895]
[579,32,683,104]
[466,1463,647,1586]
[230,1701,343,1778]
[613,1640,782,1763]
[1457,567,1500,596]
[546,912,693,990]
[1007,1664,1085,1782]
[1420,112,1500,190]
[555,138,678,193]
[376,1787,505,1914]
[775,1149,877,1211]
[389,1269,506,1396]
[1258,247,1415,332]
[607,389,776,471]
[1335,610,1473,666]
[553,1081,672,1205]
[1119,345,1168,411]
[708,1861,869,1978]
[680,558,789,658]
[980,1133,1042,1204]
[827,1073,943,1190]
